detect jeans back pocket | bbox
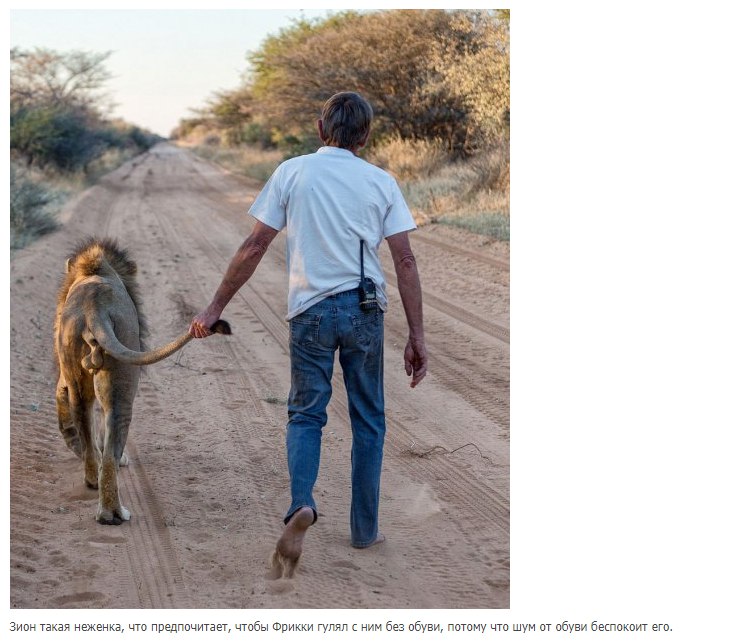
[350,309,383,346]
[290,313,321,346]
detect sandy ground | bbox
[8,143,510,610]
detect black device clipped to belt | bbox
[358,239,378,310]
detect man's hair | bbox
[320,92,373,150]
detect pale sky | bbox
[9,8,337,137]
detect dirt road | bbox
[9,143,510,609]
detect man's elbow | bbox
[396,253,418,274]
[242,235,271,261]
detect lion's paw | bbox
[96,505,131,525]
[96,509,122,525]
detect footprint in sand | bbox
[53,591,105,607]
[265,578,294,594]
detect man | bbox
[190,91,427,578]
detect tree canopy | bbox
[10,47,113,112]
[180,9,509,157]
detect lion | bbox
[54,237,230,524]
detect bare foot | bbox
[352,532,385,549]
[269,507,315,579]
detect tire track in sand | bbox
[411,231,509,272]
[120,442,193,608]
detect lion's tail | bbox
[87,316,231,367]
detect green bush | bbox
[11,105,109,171]
[240,122,274,148]
[126,125,160,151]
[272,131,320,159]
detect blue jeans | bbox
[285,289,385,547]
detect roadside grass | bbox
[436,212,510,241]
[187,143,283,183]
[392,142,510,241]
[84,147,140,183]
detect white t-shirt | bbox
[249,146,416,320]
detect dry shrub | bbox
[175,123,219,147]
[10,164,64,249]
[365,136,448,181]
[467,139,510,195]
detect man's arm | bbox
[386,231,428,387]
[189,220,279,338]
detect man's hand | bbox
[189,307,220,339]
[404,336,428,388]
[189,221,279,339]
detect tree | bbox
[432,11,510,146]
[247,11,465,144]
[243,10,508,155]
[10,47,113,112]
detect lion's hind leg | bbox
[96,458,131,525]
[56,378,83,459]
[94,371,135,525]
[94,402,129,467]
[95,426,132,525]
[65,384,99,489]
